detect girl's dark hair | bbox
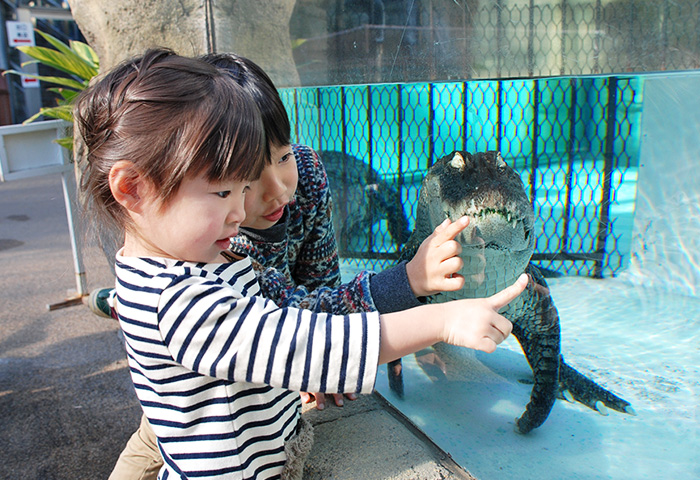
[74,48,266,234]
[199,53,291,151]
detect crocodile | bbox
[320,150,411,253]
[389,150,634,434]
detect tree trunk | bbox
[66,0,300,87]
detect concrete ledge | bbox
[303,393,474,479]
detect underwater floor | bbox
[358,272,700,479]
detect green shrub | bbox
[3,29,99,149]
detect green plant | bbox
[3,29,99,149]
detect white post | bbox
[61,167,87,296]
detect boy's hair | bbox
[199,53,291,150]
[75,48,266,235]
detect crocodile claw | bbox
[594,401,609,416]
[561,389,575,403]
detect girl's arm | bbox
[378,274,529,364]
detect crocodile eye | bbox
[497,165,506,174]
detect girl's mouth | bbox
[215,237,234,251]
[263,205,286,223]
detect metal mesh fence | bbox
[280,74,642,278]
[292,0,700,86]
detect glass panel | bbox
[281,68,700,478]
[289,0,700,87]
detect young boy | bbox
[78,49,527,479]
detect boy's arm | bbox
[289,145,342,291]
[256,216,472,315]
[256,262,377,314]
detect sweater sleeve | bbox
[156,273,381,394]
[257,263,378,315]
[368,261,424,313]
[257,259,422,315]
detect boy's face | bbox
[242,144,299,230]
[126,173,249,263]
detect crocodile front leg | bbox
[509,265,561,434]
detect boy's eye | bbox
[216,191,231,199]
[280,152,294,164]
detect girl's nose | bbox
[227,200,246,225]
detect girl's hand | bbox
[441,273,529,353]
[406,216,469,297]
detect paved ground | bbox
[0,173,474,479]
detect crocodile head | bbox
[412,150,535,298]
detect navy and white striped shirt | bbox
[114,252,381,479]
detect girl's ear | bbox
[109,160,149,213]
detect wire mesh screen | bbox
[279,74,642,278]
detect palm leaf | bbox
[3,69,86,90]
[55,136,74,150]
[22,105,73,124]
[47,88,80,103]
[70,40,99,70]
[17,45,96,81]
[33,30,98,80]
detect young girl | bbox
[78,49,527,479]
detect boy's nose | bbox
[261,171,285,202]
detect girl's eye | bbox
[280,152,294,164]
[216,191,231,199]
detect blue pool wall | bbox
[280,75,645,279]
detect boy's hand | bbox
[406,216,470,297]
[442,273,529,353]
[300,392,357,410]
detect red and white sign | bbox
[6,21,35,47]
[21,76,39,88]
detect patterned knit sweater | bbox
[230,144,421,315]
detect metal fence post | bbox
[560,78,578,255]
[530,79,540,209]
[593,76,617,278]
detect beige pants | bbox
[109,413,314,480]
[109,414,162,480]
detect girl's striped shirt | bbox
[114,252,381,479]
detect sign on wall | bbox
[5,21,35,47]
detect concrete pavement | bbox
[0,173,474,479]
